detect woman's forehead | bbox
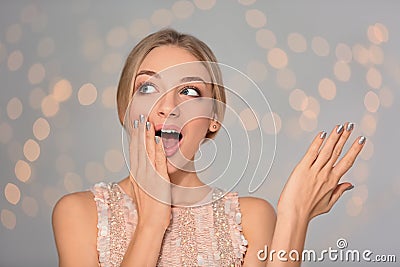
[135,46,213,83]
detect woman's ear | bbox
[209,120,220,132]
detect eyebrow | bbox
[135,70,207,84]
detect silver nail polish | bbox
[336,124,344,134]
[133,120,139,129]
[346,122,354,131]
[345,185,354,191]
[155,136,160,144]
[139,114,145,123]
[146,121,150,131]
[320,131,327,139]
[358,136,366,145]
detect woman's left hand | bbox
[277,122,365,222]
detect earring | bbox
[212,125,217,129]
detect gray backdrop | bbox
[0,0,399,266]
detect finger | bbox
[301,130,327,167]
[145,121,156,167]
[331,136,366,179]
[324,122,354,168]
[327,182,353,210]
[136,114,147,184]
[129,119,139,181]
[154,136,169,181]
[312,124,345,170]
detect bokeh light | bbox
[7,50,24,71]
[289,88,308,111]
[238,0,256,5]
[64,172,83,193]
[311,36,330,57]
[245,9,267,28]
[129,19,151,39]
[15,160,31,183]
[239,108,259,131]
[172,0,195,19]
[352,44,369,65]
[101,86,117,109]
[287,33,307,53]
[52,79,72,102]
[78,83,97,106]
[346,197,363,217]
[366,67,382,89]
[28,63,46,84]
[106,26,128,48]
[299,111,318,132]
[1,209,16,230]
[193,0,216,10]
[333,61,351,82]
[33,117,51,141]
[335,43,352,63]
[261,112,281,135]
[318,78,336,100]
[4,183,21,205]
[7,97,23,120]
[352,161,369,183]
[150,9,173,27]
[23,139,41,162]
[256,29,276,49]
[303,96,320,117]
[6,23,22,44]
[368,45,384,65]
[268,48,288,69]
[364,91,380,113]
[41,94,59,117]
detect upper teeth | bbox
[161,129,180,134]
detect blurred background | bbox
[1,0,399,266]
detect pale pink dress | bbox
[91,182,248,267]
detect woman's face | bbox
[128,45,217,174]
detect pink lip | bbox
[154,123,184,157]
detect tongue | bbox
[161,136,179,148]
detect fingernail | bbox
[139,114,145,123]
[320,131,327,139]
[336,124,344,134]
[358,136,366,145]
[346,122,354,132]
[133,120,139,129]
[146,121,151,131]
[345,185,354,192]
[155,136,160,144]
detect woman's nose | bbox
[156,89,180,118]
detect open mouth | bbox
[155,128,183,157]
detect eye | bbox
[180,86,200,97]
[138,83,158,94]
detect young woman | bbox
[52,28,365,267]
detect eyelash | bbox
[136,82,202,97]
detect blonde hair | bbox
[116,28,226,139]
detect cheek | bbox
[185,119,210,142]
[128,94,160,121]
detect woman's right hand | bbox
[129,114,171,231]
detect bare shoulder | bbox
[239,196,276,225]
[239,197,277,265]
[52,191,99,266]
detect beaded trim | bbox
[91,182,247,266]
